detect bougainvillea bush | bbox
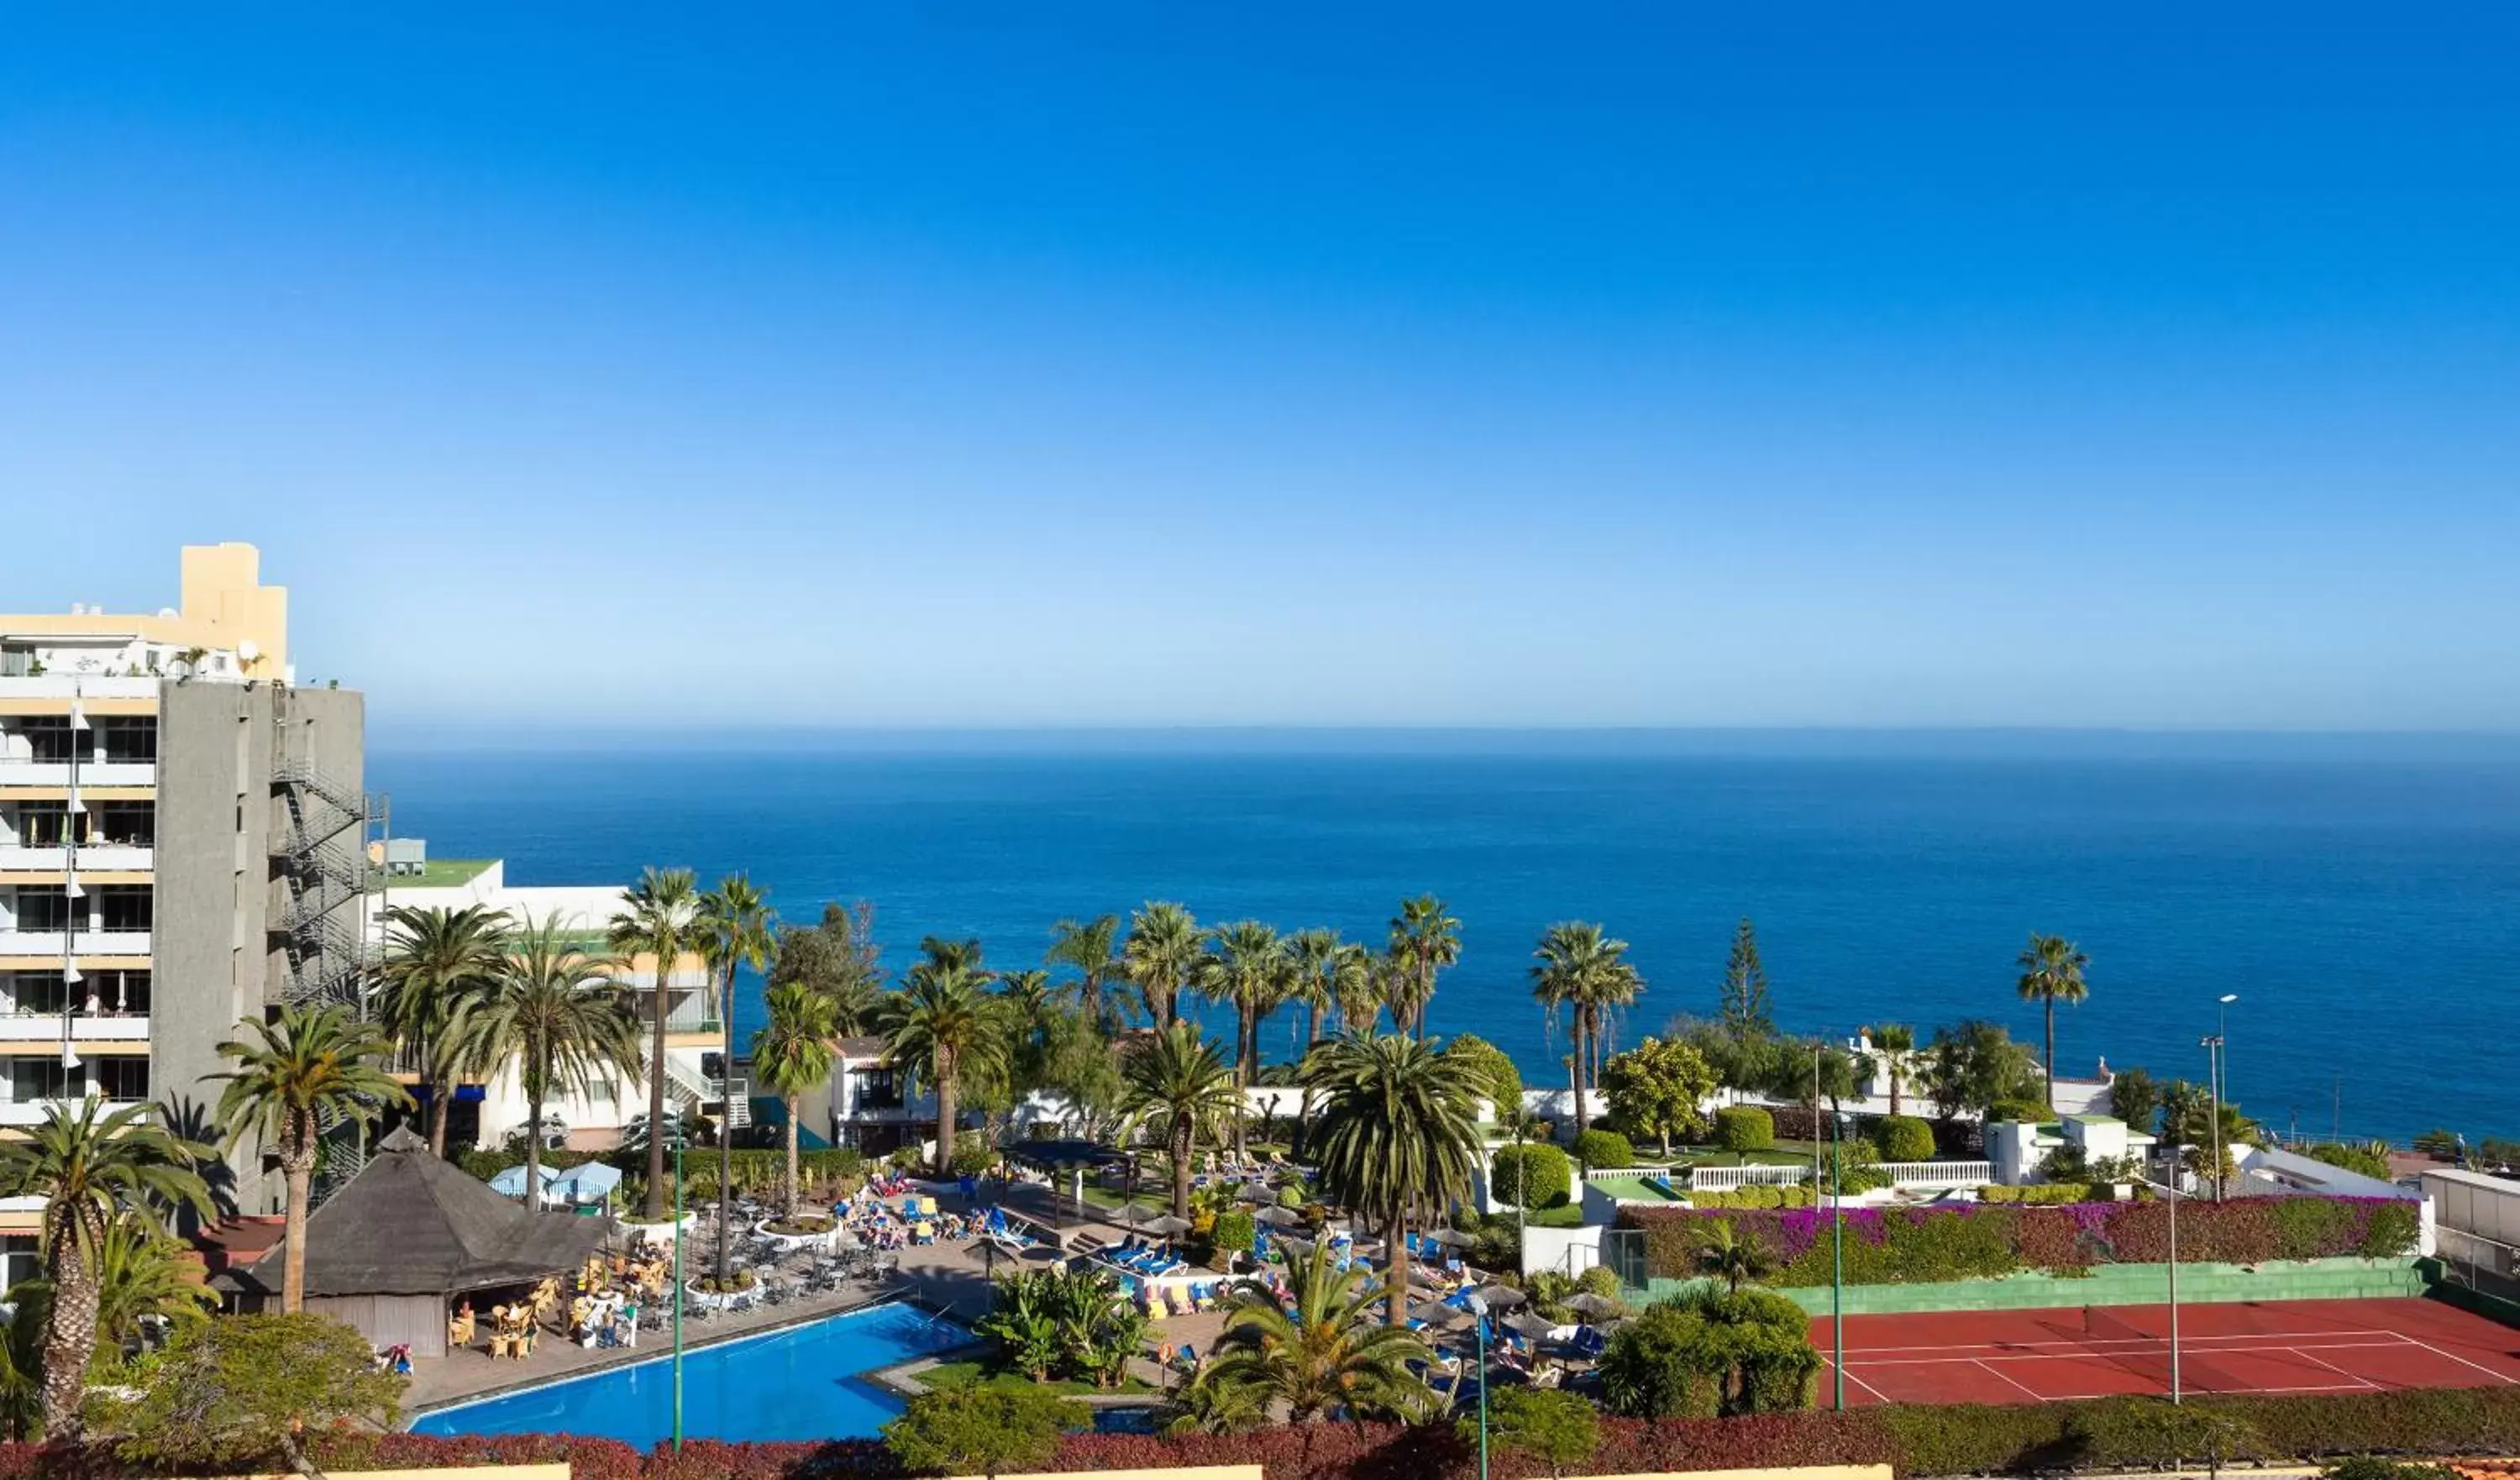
[1622,1195,2418,1284]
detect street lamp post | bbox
[672,1142,685,1451]
[2200,1033,2228,1202]
[1830,1108,1847,1411]
[1465,1290,1491,1480]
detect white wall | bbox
[1520,1222,1604,1278]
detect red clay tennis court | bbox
[1814,1298,2520,1406]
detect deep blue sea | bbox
[368,737,2520,1144]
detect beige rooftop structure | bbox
[2,541,290,683]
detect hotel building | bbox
[0,543,365,1277]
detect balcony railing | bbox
[0,761,156,788]
[0,929,152,958]
[0,1015,150,1042]
[0,677,158,700]
[0,846,154,872]
[0,1096,147,1126]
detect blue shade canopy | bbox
[551,1162,623,1201]
[489,1164,559,1196]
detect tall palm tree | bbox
[1119,1021,1241,1220]
[1206,1242,1436,1422]
[1122,901,1203,1029]
[1530,922,1637,1141]
[1047,914,1124,1031]
[1198,921,1285,1162]
[697,874,776,1283]
[1866,1022,1917,1115]
[374,903,509,1157]
[2015,934,2092,1110]
[753,982,840,1218]
[879,956,1010,1177]
[918,935,990,978]
[1284,930,1350,1145]
[211,1003,411,1314]
[1327,942,1379,1038]
[697,874,777,1035]
[465,916,643,1204]
[0,1101,213,1437]
[1385,895,1461,1039]
[996,968,1058,1036]
[609,866,701,1220]
[1302,1031,1483,1325]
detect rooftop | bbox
[371,858,497,891]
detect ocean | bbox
[366,735,2520,1143]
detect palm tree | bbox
[1303,1031,1483,1325]
[1695,1220,1775,1294]
[2015,934,2092,1110]
[1206,1241,1435,1422]
[1284,930,1350,1146]
[1047,915,1124,1031]
[1198,921,1285,1162]
[86,1216,218,1353]
[1385,895,1461,1039]
[374,903,509,1157]
[211,1003,411,1314]
[0,1101,213,1436]
[1119,1021,1240,1220]
[1530,922,1637,1142]
[1867,1022,1916,1115]
[879,954,1010,1177]
[609,866,701,1220]
[996,968,1057,1034]
[465,916,643,1204]
[1327,942,1378,1037]
[1122,901,1203,1029]
[696,874,777,1035]
[753,982,840,1218]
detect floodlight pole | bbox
[1466,1290,1490,1480]
[673,1142,685,1451]
[1831,1108,1845,1412]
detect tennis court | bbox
[1815,1297,2520,1405]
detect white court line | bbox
[2038,1380,2368,1403]
[2390,1330,2520,1386]
[1823,1357,1893,1404]
[1850,1340,2412,1369]
[1974,1357,2045,1401]
[1836,1327,2403,1357]
[2292,1348,2383,1391]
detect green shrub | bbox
[1444,1033,1525,1120]
[2323,1460,2463,1480]
[2299,1141,2397,1181]
[884,1388,1084,1476]
[1714,1106,1774,1153]
[1492,1142,1575,1209]
[2360,1201,2420,1258]
[1210,1210,1257,1258]
[1981,1182,2089,1205]
[1574,1128,1635,1171]
[949,1141,996,1177]
[1987,1097,2052,1126]
[1873,1115,1935,1162]
[1470,1387,1600,1476]
[1602,1288,1819,1420]
[1577,1263,1623,1300]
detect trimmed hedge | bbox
[12,1383,2520,1478]
[1622,1195,2418,1286]
[1688,1185,1816,1210]
[1572,1127,1635,1170]
[1714,1105,1774,1152]
[455,1146,869,1198]
[1980,1183,2101,1204]
[1491,1143,1574,1209]
[1874,1114,1936,1162]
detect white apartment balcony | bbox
[0,761,157,789]
[0,930,151,958]
[0,1097,146,1127]
[0,1016,150,1046]
[0,845,154,872]
[0,677,159,702]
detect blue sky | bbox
[3,5,2514,732]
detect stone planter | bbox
[620,1212,699,1247]
[754,1216,842,1252]
[683,1276,759,1311]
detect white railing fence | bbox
[1881,1160,1992,1189]
[1688,1163,1812,1190]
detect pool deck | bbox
[402,1183,1227,1417]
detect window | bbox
[95,886,150,933]
[852,1067,902,1110]
[93,802,154,848]
[0,1236,34,1292]
[8,1059,75,1102]
[14,803,70,848]
[5,972,68,1014]
[13,891,79,932]
[94,716,156,763]
[90,969,149,1016]
[14,719,76,763]
[93,1058,148,1101]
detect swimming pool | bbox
[411,1303,970,1446]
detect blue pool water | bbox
[411,1304,968,1446]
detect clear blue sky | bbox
[4,5,2514,732]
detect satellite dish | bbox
[237,640,260,663]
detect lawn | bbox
[921,1360,1150,1397]
[370,858,495,890]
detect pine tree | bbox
[1719,919,1772,1033]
